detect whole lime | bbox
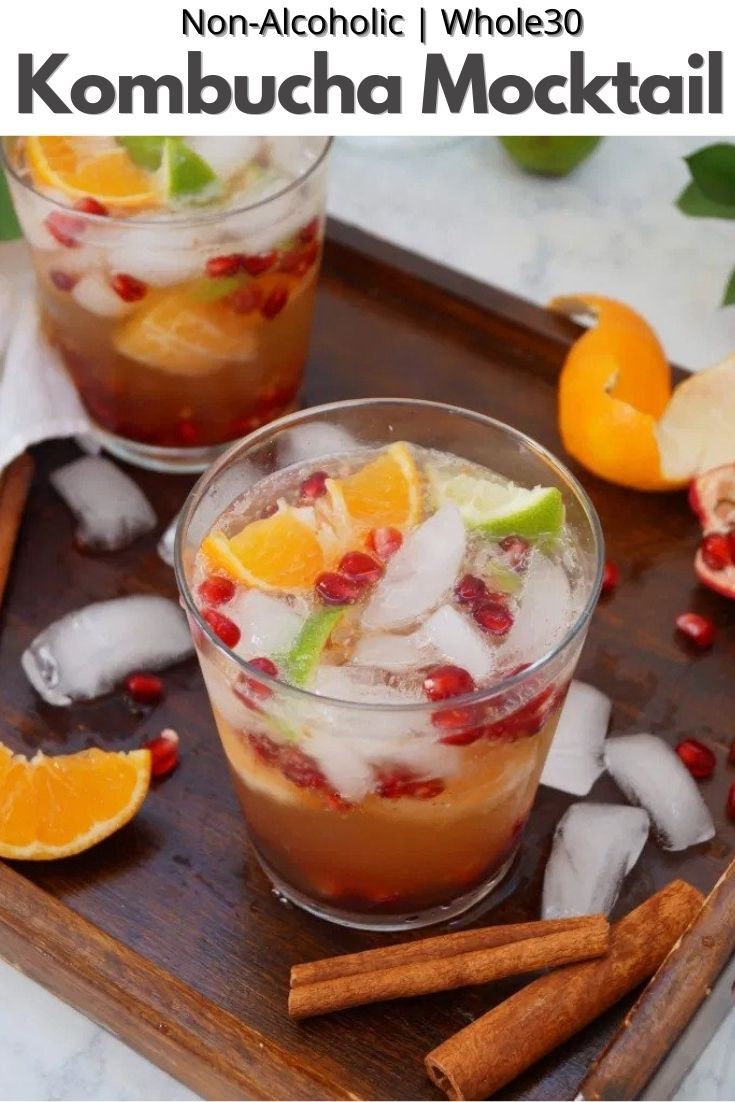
[500,136,602,177]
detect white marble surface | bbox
[2,137,735,1100]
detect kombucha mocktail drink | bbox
[176,400,603,930]
[3,136,330,471]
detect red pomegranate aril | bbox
[431,706,477,732]
[366,526,403,562]
[203,608,241,648]
[280,240,319,277]
[111,272,147,303]
[242,250,277,277]
[376,768,445,800]
[675,738,716,780]
[73,196,109,217]
[177,419,201,446]
[45,211,83,248]
[198,575,236,607]
[144,728,179,779]
[338,551,383,587]
[227,283,262,315]
[729,738,735,766]
[454,573,489,606]
[280,744,328,792]
[315,571,361,606]
[728,782,735,822]
[125,672,164,705]
[439,725,486,747]
[728,531,735,559]
[205,253,244,278]
[261,285,289,319]
[424,664,475,702]
[49,268,78,293]
[237,656,279,705]
[499,535,530,570]
[700,533,732,571]
[601,559,620,596]
[299,469,328,502]
[298,217,319,244]
[474,600,514,637]
[675,612,716,649]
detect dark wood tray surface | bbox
[0,222,732,1101]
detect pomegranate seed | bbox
[177,419,201,446]
[205,253,244,278]
[431,705,478,731]
[424,664,475,701]
[299,470,328,503]
[499,535,530,570]
[298,217,319,244]
[729,531,735,560]
[261,285,289,319]
[675,612,716,649]
[125,672,164,706]
[366,526,403,561]
[203,608,241,648]
[727,782,735,822]
[485,685,557,741]
[45,211,83,248]
[439,725,486,747]
[280,241,319,277]
[111,272,147,303]
[700,533,732,571]
[454,573,490,606]
[198,575,236,606]
[242,250,277,277]
[227,283,262,315]
[601,560,620,596]
[144,728,180,779]
[248,731,281,765]
[73,196,108,217]
[376,768,445,800]
[236,656,278,707]
[280,744,329,792]
[729,738,735,765]
[675,738,716,780]
[338,551,383,587]
[474,600,514,637]
[49,268,78,293]
[315,571,362,605]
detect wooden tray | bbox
[0,222,732,1101]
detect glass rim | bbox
[175,397,605,713]
[1,136,333,229]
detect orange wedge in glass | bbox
[325,442,423,532]
[202,507,327,591]
[26,136,161,212]
[0,743,151,860]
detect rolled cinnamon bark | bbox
[0,453,33,609]
[288,917,609,1019]
[425,879,703,1101]
[578,858,735,1101]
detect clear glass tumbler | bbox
[176,399,603,930]
[3,136,331,472]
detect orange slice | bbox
[550,294,685,492]
[26,136,161,212]
[202,507,326,591]
[114,290,257,376]
[0,743,151,860]
[325,442,422,532]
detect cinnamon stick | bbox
[288,916,609,1019]
[425,879,703,1101]
[578,858,735,1101]
[0,453,33,609]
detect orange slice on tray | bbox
[26,136,161,211]
[325,442,423,531]
[0,743,151,860]
[202,507,326,591]
[114,290,256,376]
[550,294,685,492]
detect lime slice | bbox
[162,137,219,201]
[190,274,244,303]
[117,136,165,171]
[282,609,345,687]
[430,470,565,538]
[485,560,523,595]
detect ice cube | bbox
[541,680,611,796]
[187,136,264,180]
[352,630,431,672]
[279,422,357,466]
[311,665,425,740]
[72,272,134,318]
[605,734,715,851]
[421,605,495,681]
[108,227,205,287]
[50,456,156,551]
[267,137,326,178]
[231,590,305,660]
[304,727,375,801]
[542,802,650,919]
[22,596,194,706]
[157,511,180,567]
[499,550,572,663]
[363,504,466,631]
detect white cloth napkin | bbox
[0,267,95,472]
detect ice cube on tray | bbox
[51,456,156,551]
[541,680,611,796]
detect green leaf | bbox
[117,136,165,171]
[722,267,735,307]
[0,166,21,241]
[676,181,735,221]
[685,144,735,206]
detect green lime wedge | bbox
[430,470,565,538]
[162,137,219,201]
[117,136,165,171]
[485,560,523,595]
[190,274,244,303]
[282,608,345,687]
